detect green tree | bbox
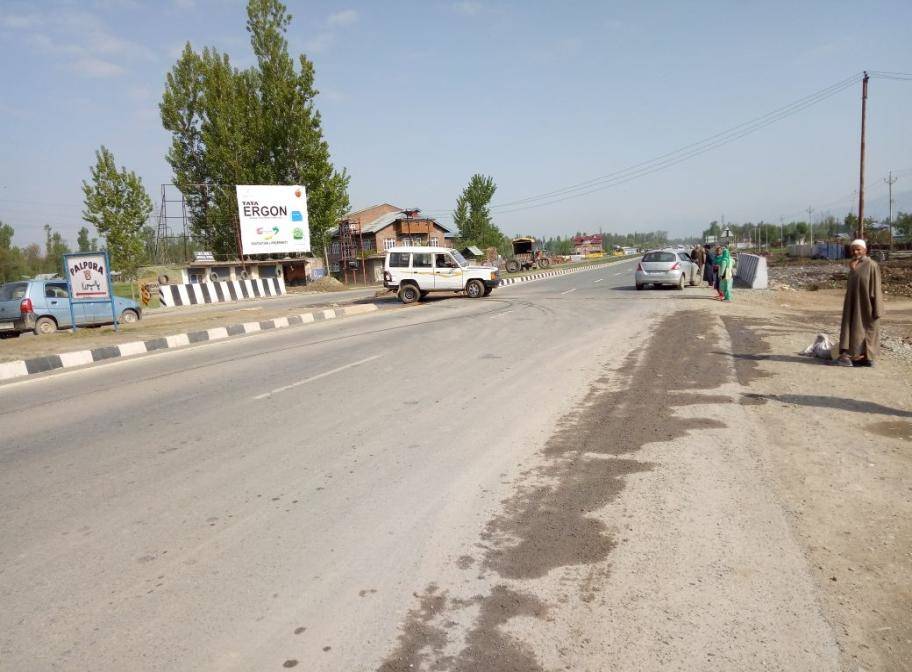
[77,226,93,252]
[0,222,27,282]
[159,0,350,258]
[453,174,502,249]
[893,211,912,240]
[81,146,154,280]
[43,224,71,274]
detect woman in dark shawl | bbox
[704,246,717,289]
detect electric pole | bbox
[857,71,869,239]
[807,206,814,250]
[885,170,897,251]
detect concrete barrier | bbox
[159,277,286,307]
[735,253,768,289]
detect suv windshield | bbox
[450,250,469,268]
[0,282,28,301]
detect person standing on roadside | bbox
[835,239,883,367]
[717,246,734,301]
[704,245,717,289]
[692,244,707,286]
[712,245,724,298]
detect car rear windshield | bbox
[642,252,676,262]
[0,282,28,300]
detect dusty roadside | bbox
[377,286,910,671]
[718,288,912,672]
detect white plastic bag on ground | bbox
[800,333,834,359]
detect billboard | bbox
[236,185,310,255]
[66,253,112,301]
[63,251,118,331]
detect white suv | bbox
[383,246,499,303]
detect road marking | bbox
[560,288,577,295]
[490,310,514,319]
[614,272,624,276]
[594,278,604,283]
[253,354,381,400]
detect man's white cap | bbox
[851,239,867,250]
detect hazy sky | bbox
[1,0,910,247]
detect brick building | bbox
[572,234,604,256]
[327,204,453,283]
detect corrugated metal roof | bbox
[329,211,451,237]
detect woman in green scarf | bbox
[717,247,734,302]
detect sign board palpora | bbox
[63,251,118,331]
[236,185,310,255]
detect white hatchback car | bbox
[383,246,500,303]
[635,248,701,290]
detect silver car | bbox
[635,249,700,290]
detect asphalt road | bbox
[0,257,840,671]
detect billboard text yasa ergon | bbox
[235,185,310,255]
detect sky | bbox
[1,0,911,248]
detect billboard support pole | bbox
[64,256,79,333]
[107,251,118,332]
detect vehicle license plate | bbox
[0,322,13,331]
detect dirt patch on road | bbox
[379,313,731,671]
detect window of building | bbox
[362,238,375,251]
[383,238,396,250]
[429,237,438,247]
[331,241,340,254]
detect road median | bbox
[0,302,382,383]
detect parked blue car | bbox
[0,279,141,337]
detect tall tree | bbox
[81,146,154,280]
[77,226,92,252]
[159,0,350,258]
[453,174,502,249]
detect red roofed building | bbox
[572,234,603,255]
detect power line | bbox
[421,73,864,216]
[495,73,863,210]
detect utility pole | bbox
[885,170,897,251]
[857,71,869,239]
[807,206,814,250]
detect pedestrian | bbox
[704,245,717,288]
[835,239,883,367]
[717,247,734,301]
[712,245,724,298]
[691,244,707,286]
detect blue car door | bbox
[43,282,77,327]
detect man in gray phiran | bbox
[835,239,884,367]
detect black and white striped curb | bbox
[159,277,286,307]
[0,303,379,383]
[497,258,631,287]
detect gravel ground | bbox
[768,258,912,298]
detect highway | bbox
[0,257,840,671]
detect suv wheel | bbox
[465,279,485,298]
[398,284,420,304]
